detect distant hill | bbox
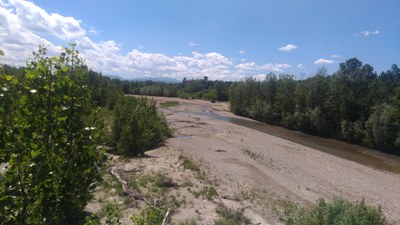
[133,76,180,83]
[104,75,180,83]
[105,74,124,80]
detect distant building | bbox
[204,76,208,81]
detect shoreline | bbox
[154,96,400,224]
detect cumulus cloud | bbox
[236,62,291,72]
[314,58,335,65]
[0,0,292,81]
[278,44,297,52]
[238,50,245,54]
[9,0,85,40]
[235,62,256,70]
[361,30,380,37]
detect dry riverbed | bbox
[86,96,400,224]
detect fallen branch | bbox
[161,208,171,225]
[211,181,224,205]
[110,167,150,205]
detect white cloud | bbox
[0,0,292,81]
[89,27,101,36]
[238,50,245,54]
[260,63,291,72]
[251,74,267,81]
[188,40,198,47]
[9,0,85,40]
[314,58,335,65]
[278,44,297,52]
[235,62,256,70]
[330,54,341,58]
[361,30,380,37]
[297,64,305,69]
[236,62,291,73]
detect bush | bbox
[285,197,387,225]
[112,96,171,156]
[0,46,104,224]
[215,206,251,225]
[130,206,164,225]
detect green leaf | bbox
[11,77,18,85]
[19,95,27,105]
[38,62,46,72]
[31,150,40,157]
[26,71,35,79]
[58,116,67,122]
[5,75,13,81]
[30,143,38,150]
[84,168,92,174]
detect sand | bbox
[87,96,400,224]
[153,96,400,224]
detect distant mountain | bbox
[105,74,124,80]
[104,75,180,83]
[132,76,180,83]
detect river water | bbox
[203,108,400,174]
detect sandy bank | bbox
[151,96,400,224]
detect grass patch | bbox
[242,149,261,161]
[159,101,180,108]
[99,173,124,196]
[284,197,388,225]
[179,155,200,172]
[192,185,216,200]
[215,206,251,225]
[97,201,122,219]
[128,171,174,199]
[193,186,217,200]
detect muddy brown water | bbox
[202,108,400,174]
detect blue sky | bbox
[0,0,399,80]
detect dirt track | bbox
[151,96,400,224]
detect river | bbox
[202,108,400,174]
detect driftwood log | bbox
[110,167,150,205]
[161,208,171,225]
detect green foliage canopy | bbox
[229,58,400,154]
[0,45,104,224]
[112,96,171,156]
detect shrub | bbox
[0,45,104,224]
[159,101,180,108]
[215,206,251,225]
[112,96,171,156]
[285,197,387,225]
[130,206,164,225]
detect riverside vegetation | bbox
[0,46,391,224]
[0,46,170,224]
[112,58,400,155]
[229,60,400,155]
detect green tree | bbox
[112,96,171,156]
[365,102,400,153]
[0,45,104,224]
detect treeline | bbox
[118,78,231,102]
[229,58,400,154]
